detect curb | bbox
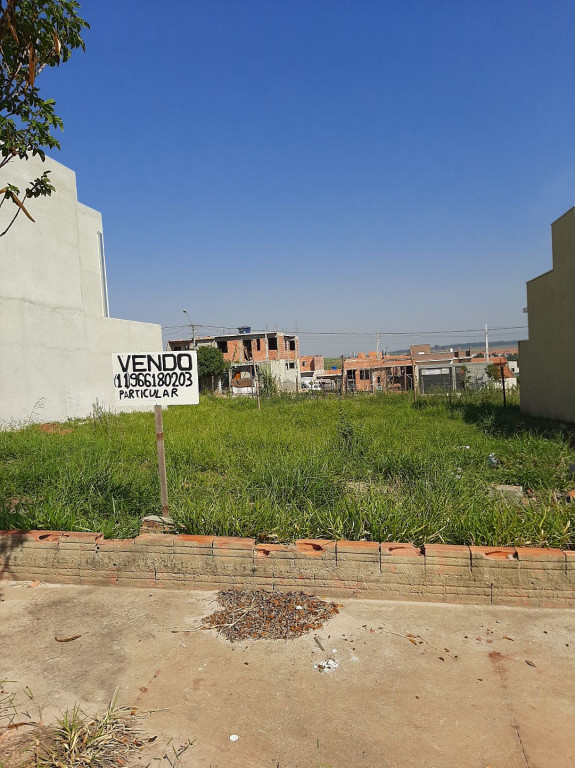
[1,530,574,607]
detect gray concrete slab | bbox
[0,582,574,768]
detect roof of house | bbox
[168,331,298,347]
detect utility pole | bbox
[182,309,196,348]
[341,354,346,396]
[484,324,489,363]
[376,331,380,359]
[410,349,417,402]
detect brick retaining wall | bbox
[1,530,574,607]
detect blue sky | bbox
[42,1,574,355]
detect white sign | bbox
[112,351,200,405]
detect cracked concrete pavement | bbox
[1,582,574,767]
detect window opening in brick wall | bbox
[268,337,278,351]
[217,340,228,353]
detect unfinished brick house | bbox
[299,355,324,388]
[343,345,484,393]
[343,353,413,392]
[168,329,300,392]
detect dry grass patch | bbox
[0,693,153,768]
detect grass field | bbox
[1,391,574,548]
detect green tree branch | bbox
[0,0,89,236]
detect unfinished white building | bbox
[0,155,162,425]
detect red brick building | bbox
[167,330,300,392]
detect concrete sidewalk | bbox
[1,582,574,768]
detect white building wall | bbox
[267,359,299,392]
[0,155,162,426]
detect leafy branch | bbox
[0,0,89,235]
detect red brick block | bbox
[379,542,424,584]
[254,542,291,557]
[295,539,336,556]
[381,542,421,558]
[336,540,380,555]
[155,572,194,588]
[59,532,103,551]
[423,544,472,589]
[513,547,567,589]
[515,547,565,565]
[470,545,520,589]
[190,537,254,577]
[174,534,214,549]
[336,540,380,580]
[470,546,517,561]
[272,574,316,590]
[78,571,118,586]
[10,547,60,569]
[96,538,135,552]
[424,543,469,558]
[96,540,135,572]
[442,583,491,604]
[213,537,255,557]
[564,551,575,578]
[134,533,175,551]
[0,530,25,542]
[289,540,336,577]
[253,543,293,577]
[20,531,63,549]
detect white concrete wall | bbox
[0,155,162,426]
[520,208,575,422]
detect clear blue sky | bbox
[43,0,574,355]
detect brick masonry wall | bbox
[1,531,574,607]
[223,336,299,364]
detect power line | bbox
[161,323,527,337]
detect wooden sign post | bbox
[154,404,169,515]
[500,363,507,408]
[112,350,200,517]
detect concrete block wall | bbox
[1,531,574,607]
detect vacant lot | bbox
[1,392,574,548]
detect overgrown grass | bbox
[1,391,574,548]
